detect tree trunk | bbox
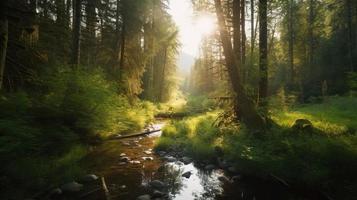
[0,10,8,90]
[71,0,81,66]
[85,0,96,65]
[233,0,241,66]
[250,0,254,62]
[214,0,266,130]
[241,0,246,67]
[288,0,294,86]
[346,0,353,72]
[258,0,268,108]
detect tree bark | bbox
[71,0,81,66]
[250,0,254,62]
[0,1,8,90]
[214,0,265,130]
[258,0,268,108]
[288,0,294,86]
[233,0,241,66]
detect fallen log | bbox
[108,128,161,140]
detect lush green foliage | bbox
[0,66,155,198]
[155,97,357,199]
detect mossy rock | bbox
[292,119,313,131]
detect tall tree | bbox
[214,0,265,130]
[258,0,268,107]
[71,0,81,66]
[0,0,8,90]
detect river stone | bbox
[136,194,151,200]
[49,188,62,196]
[118,162,127,165]
[120,153,126,157]
[131,160,141,164]
[157,151,166,156]
[142,156,154,161]
[227,166,238,174]
[218,176,231,183]
[149,180,166,189]
[165,156,176,162]
[122,142,131,146]
[119,185,127,189]
[152,190,165,198]
[205,164,215,170]
[144,150,152,155]
[231,175,241,182]
[120,156,130,162]
[79,174,98,182]
[182,171,192,178]
[182,157,192,165]
[60,181,83,193]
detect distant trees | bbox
[0,0,8,90]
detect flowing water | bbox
[82,121,327,200]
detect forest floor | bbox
[155,95,357,200]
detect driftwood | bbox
[108,128,161,140]
[101,177,111,200]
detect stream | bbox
[81,121,327,200]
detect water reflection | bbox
[82,121,325,200]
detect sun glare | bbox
[195,14,216,36]
[169,0,216,57]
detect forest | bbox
[0,0,356,199]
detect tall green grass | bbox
[155,96,357,199]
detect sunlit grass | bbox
[272,96,357,135]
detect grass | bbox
[155,96,357,199]
[272,96,357,135]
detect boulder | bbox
[292,119,313,131]
[136,194,151,200]
[182,171,192,178]
[60,181,83,193]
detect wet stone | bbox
[118,162,127,165]
[142,156,154,161]
[182,171,192,178]
[130,160,141,164]
[120,157,130,162]
[218,176,231,183]
[149,180,166,189]
[164,156,176,162]
[231,175,241,182]
[79,174,98,182]
[49,188,62,196]
[152,190,165,198]
[120,153,126,157]
[205,164,215,170]
[136,194,151,200]
[182,156,192,165]
[227,166,238,174]
[144,150,152,155]
[60,181,83,193]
